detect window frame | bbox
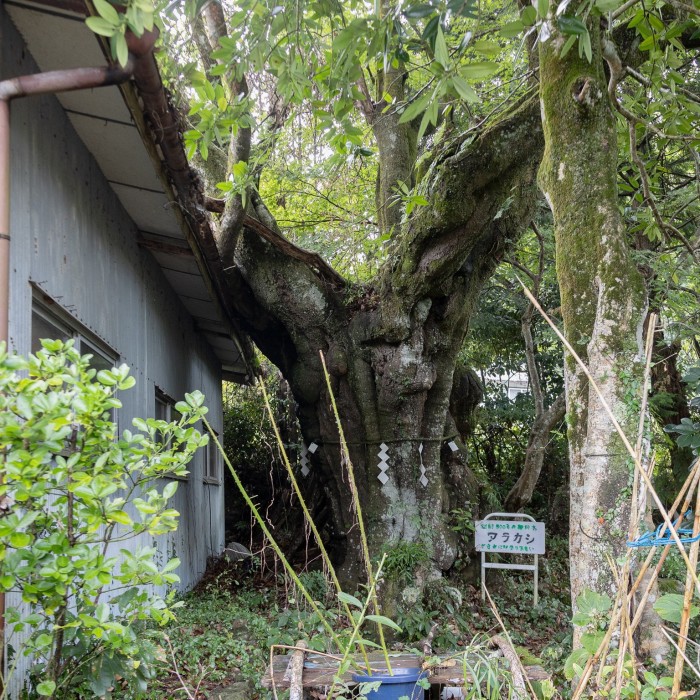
[203,430,222,485]
[155,387,189,482]
[31,299,118,373]
[31,297,121,448]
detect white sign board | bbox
[475,513,545,604]
[475,519,545,555]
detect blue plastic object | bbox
[351,667,428,700]
[627,511,700,548]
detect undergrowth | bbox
[111,533,572,699]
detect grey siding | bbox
[2,9,225,693]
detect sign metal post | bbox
[475,512,545,605]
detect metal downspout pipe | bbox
[0,28,157,688]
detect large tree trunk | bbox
[538,15,656,647]
[220,98,543,585]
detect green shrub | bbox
[0,340,208,698]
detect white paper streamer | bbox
[377,442,389,484]
[300,444,310,476]
[300,441,318,477]
[419,442,428,487]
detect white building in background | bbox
[483,370,530,400]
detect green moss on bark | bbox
[539,13,648,631]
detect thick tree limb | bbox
[504,392,566,512]
[244,214,347,289]
[383,93,543,307]
[203,195,346,287]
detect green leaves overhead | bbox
[162,0,519,173]
[85,0,155,67]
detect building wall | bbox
[2,9,225,691]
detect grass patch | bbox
[112,536,572,699]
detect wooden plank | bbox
[262,653,548,689]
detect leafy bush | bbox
[0,340,208,698]
[381,541,429,585]
[664,366,700,454]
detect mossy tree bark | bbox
[538,14,657,648]
[216,97,543,586]
[183,0,550,588]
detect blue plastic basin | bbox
[351,667,428,699]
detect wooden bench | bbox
[263,645,549,699]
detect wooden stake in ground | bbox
[672,486,700,697]
[286,640,308,700]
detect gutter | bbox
[121,41,256,375]
[0,28,157,689]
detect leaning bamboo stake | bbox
[629,459,695,601]
[203,419,345,651]
[326,555,389,700]
[611,557,632,694]
[573,460,700,699]
[630,459,700,633]
[257,378,372,669]
[570,459,700,698]
[613,317,655,694]
[662,628,700,682]
[319,350,393,674]
[672,483,700,697]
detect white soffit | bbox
[68,114,165,192]
[5,4,132,123]
[5,0,248,377]
[161,269,210,302]
[111,184,184,239]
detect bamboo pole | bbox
[629,460,700,633]
[671,484,700,697]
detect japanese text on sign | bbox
[475,520,545,554]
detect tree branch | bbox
[504,391,566,511]
[199,0,252,262]
[202,195,346,287]
[383,92,543,306]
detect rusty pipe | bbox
[0,99,9,348]
[0,25,157,343]
[0,27,157,688]
[0,64,133,102]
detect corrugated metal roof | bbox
[5,0,250,382]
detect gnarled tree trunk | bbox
[218,97,543,584]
